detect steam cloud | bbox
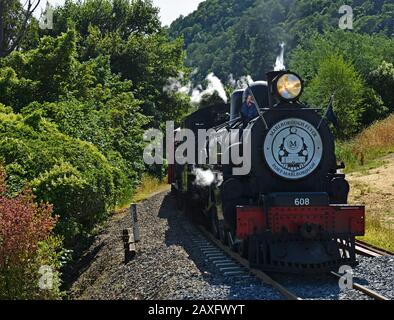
[163,71,228,105]
[193,168,215,187]
[164,42,287,106]
[274,42,286,71]
[191,73,228,104]
[228,74,254,89]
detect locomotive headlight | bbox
[276,73,303,101]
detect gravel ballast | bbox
[68,192,281,300]
[68,191,393,300]
[268,255,394,300]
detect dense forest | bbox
[170,0,394,136]
[170,0,394,81]
[1,0,394,299]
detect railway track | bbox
[193,225,391,301]
[195,226,302,300]
[355,240,394,258]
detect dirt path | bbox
[347,155,394,226]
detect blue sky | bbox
[31,0,205,26]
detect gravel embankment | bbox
[350,255,394,299]
[269,255,394,300]
[68,192,281,300]
[68,191,393,300]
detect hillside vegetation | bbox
[338,114,394,172]
[170,0,394,81]
[170,0,394,138]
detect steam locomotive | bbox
[168,70,365,273]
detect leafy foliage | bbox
[169,0,394,82]
[368,61,394,113]
[290,30,394,132]
[0,0,192,300]
[0,1,191,253]
[0,167,63,299]
[302,54,365,137]
[170,0,394,135]
[0,109,127,245]
[48,0,191,127]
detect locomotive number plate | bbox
[267,192,330,207]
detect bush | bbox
[30,161,107,234]
[368,61,394,113]
[0,167,63,299]
[0,109,125,244]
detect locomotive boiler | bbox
[168,70,365,273]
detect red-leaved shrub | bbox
[0,167,62,299]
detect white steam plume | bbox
[163,72,191,95]
[164,70,228,105]
[228,74,254,89]
[274,42,286,71]
[193,168,215,187]
[191,73,228,104]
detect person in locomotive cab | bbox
[240,91,259,124]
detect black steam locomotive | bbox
[168,70,365,273]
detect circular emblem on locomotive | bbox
[264,118,323,180]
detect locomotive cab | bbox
[230,81,270,122]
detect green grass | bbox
[132,174,169,203]
[336,114,394,173]
[115,174,169,211]
[358,213,394,253]
[339,115,394,251]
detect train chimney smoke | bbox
[193,168,215,187]
[274,42,286,71]
[191,73,228,104]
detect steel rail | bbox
[330,271,390,301]
[197,226,391,301]
[355,240,393,258]
[197,226,302,301]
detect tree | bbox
[170,0,394,84]
[368,61,394,113]
[303,53,365,138]
[0,0,40,57]
[48,0,191,125]
[0,28,80,111]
